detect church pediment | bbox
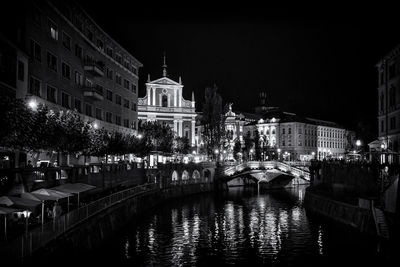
[147,77,182,87]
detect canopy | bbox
[21,192,56,202]
[50,183,96,194]
[0,196,41,211]
[0,206,19,215]
[31,188,73,200]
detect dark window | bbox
[162,94,168,107]
[123,119,129,128]
[115,53,122,64]
[116,94,121,105]
[85,103,92,117]
[47,85,57,103]
[97,39,104,50]
[106,90,113,101]
[74,98,82,113]
[86,29,93,41]
[105,112,112,123]
[381,120,385,132]
[124,79,129,89]
[131,103,136,111]
[17,60,24,81]
[288,128,291,134]
[29,76,41,96]
[48,18,58,40]
[47,52,57,72]
[380,93,384,111]
[282,140,285,146]
[106,67,113,80]
[390,117,396,130]
[106,47,113,57]
[131,84,137,93]
[123,98,129,108]
[115,115,121,126]
[115,73,122,85]
[282,128,285,134]
[62,62,70,79]
[75,45,82,59]
[132,65,137,75]
[74,71,83,85]
[62,32,71,50]
[61,92,70,108]
[380,71,384,85]
[95,108,102,120]
[124,60,130,69]
[30,40,41,62]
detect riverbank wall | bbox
[28,182,214,261]
[304,189,376,236]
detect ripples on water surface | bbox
[80,186,392,266]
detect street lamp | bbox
[311,151,315,160]
[92,122,99,129]
[27,99,38,111]
[138,134,143,139]
[277,148,281,161]
[250,149,254,161]
[214,149,219,161]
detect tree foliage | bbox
[201,84,226,156]
[173,136,190,154]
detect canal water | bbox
[56,186,393,266]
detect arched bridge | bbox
[218,161,310,188]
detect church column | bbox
[173,120,178,134]
[179,120,183,137]
[147,87,151,105]
[191,119,196,147]
[152,87,156,105]
[174,89,177,107]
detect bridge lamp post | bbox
[214,149,219,162]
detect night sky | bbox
[79,5,400,141]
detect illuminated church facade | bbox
[137,56,196,147]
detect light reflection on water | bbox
[88,185,390,266]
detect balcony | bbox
[84,58,104,76]
[82,85,104,101]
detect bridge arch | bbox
[192,170,201,180]
[171,170,179,181]
[182,170,189,181]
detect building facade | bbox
[5,0,142,135]
[244,110,349,161]
[137,57,196,146]
[376,44,400,163]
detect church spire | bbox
[191,91,195,102]
[162,52,167,77]
[147,74,151,82]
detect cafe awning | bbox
[50,183,96,194]
[31,188,73,200]
[0,196,41,211]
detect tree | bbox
[233,139,242,161]
[0,97,34,152]
[138,121,174,153]
[173,136,190,154]
[243,131,253,160]
[254,130,261,160]
[201,84,226,158]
